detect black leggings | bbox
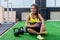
[26,26,41,35]
[26,27,41,32]
[26,23,41,34]
[26,22,41,32]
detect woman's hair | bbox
[31,4,39,18]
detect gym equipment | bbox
[0,23,14,36]
[4,11,16,23]
[13,27,26,37]
[4,0,16,23]
[14,28,19,36]
[18,27,24,35]
[0,6,4,23]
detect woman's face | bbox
[30,6,36,14]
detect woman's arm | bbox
[26,15,37,27]
[38,14,44,26]
[26,15,29,26]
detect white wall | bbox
[22,12,30,20]
[46,0,60,7]
[1,0,35,8]
[50,11,60,20]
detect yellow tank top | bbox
[29,13,40,23]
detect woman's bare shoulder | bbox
[26,14,30,19]
[38,13,41,16]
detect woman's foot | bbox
[42,31,48,35]
[37,35,44,40]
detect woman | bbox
[26,4,47,40]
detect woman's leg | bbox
[27,28,40,35]
[26,27,44,40]
[38,23,46,33]
[40,26,47,35]
[40,26,46,33]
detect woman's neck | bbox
[31,12,35,15]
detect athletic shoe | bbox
[37,35,44,40]
[42,31,48,35]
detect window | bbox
[46,0,60,7]
[1,0,35,8]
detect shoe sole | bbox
[38,39,44,40]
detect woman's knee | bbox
[27,28,32,31]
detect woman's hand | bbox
[40,24,46,33]
[33,23,38,27]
